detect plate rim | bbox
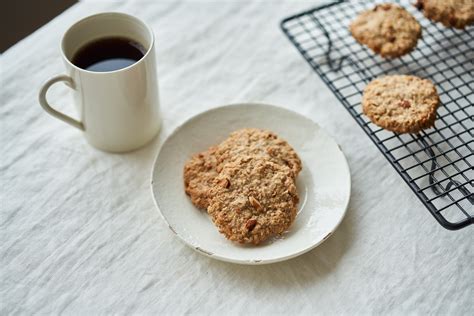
[150,102,351,265]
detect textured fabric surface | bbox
[1,1,472,314]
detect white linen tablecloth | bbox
[1,1,472,314]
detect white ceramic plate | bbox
[151,103,351,264]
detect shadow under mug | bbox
[39,12,161,152]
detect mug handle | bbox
[38,75,84,131]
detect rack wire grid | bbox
[281,0,473,230]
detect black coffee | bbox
[71,37,146,72]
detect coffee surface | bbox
[71,37,146,72]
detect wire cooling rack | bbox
[281,0,473,230]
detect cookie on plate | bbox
[215,128,302,178]
[362,75,440,134]
[207,156,299,245]
[415,0,474,29]
[350,3,422,58]
[183,128,302,209]
[183,146,219,209]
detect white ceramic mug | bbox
[39,12,161,152]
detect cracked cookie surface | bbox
[362,75,440,134]
[184,128,302,210]
[214,128,302,177]
[350,3,421,58]
[207,156,299,245]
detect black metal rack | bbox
[281,0,473,229]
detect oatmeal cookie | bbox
[415,0,474,29]
[214,128,302,178]
[350,3,422,58]
[183,146,219,209]
[362,75,440,134]
[207,156,299,245]
[183,129,302,209]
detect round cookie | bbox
[183,128,302,210]
[362,75,440,134]
[207,156,299,245]
[350,3,422,58]
[214,128,302,178]
[183,146,219,209]
[415,0,474,29]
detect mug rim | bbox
[61,12,155,75]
